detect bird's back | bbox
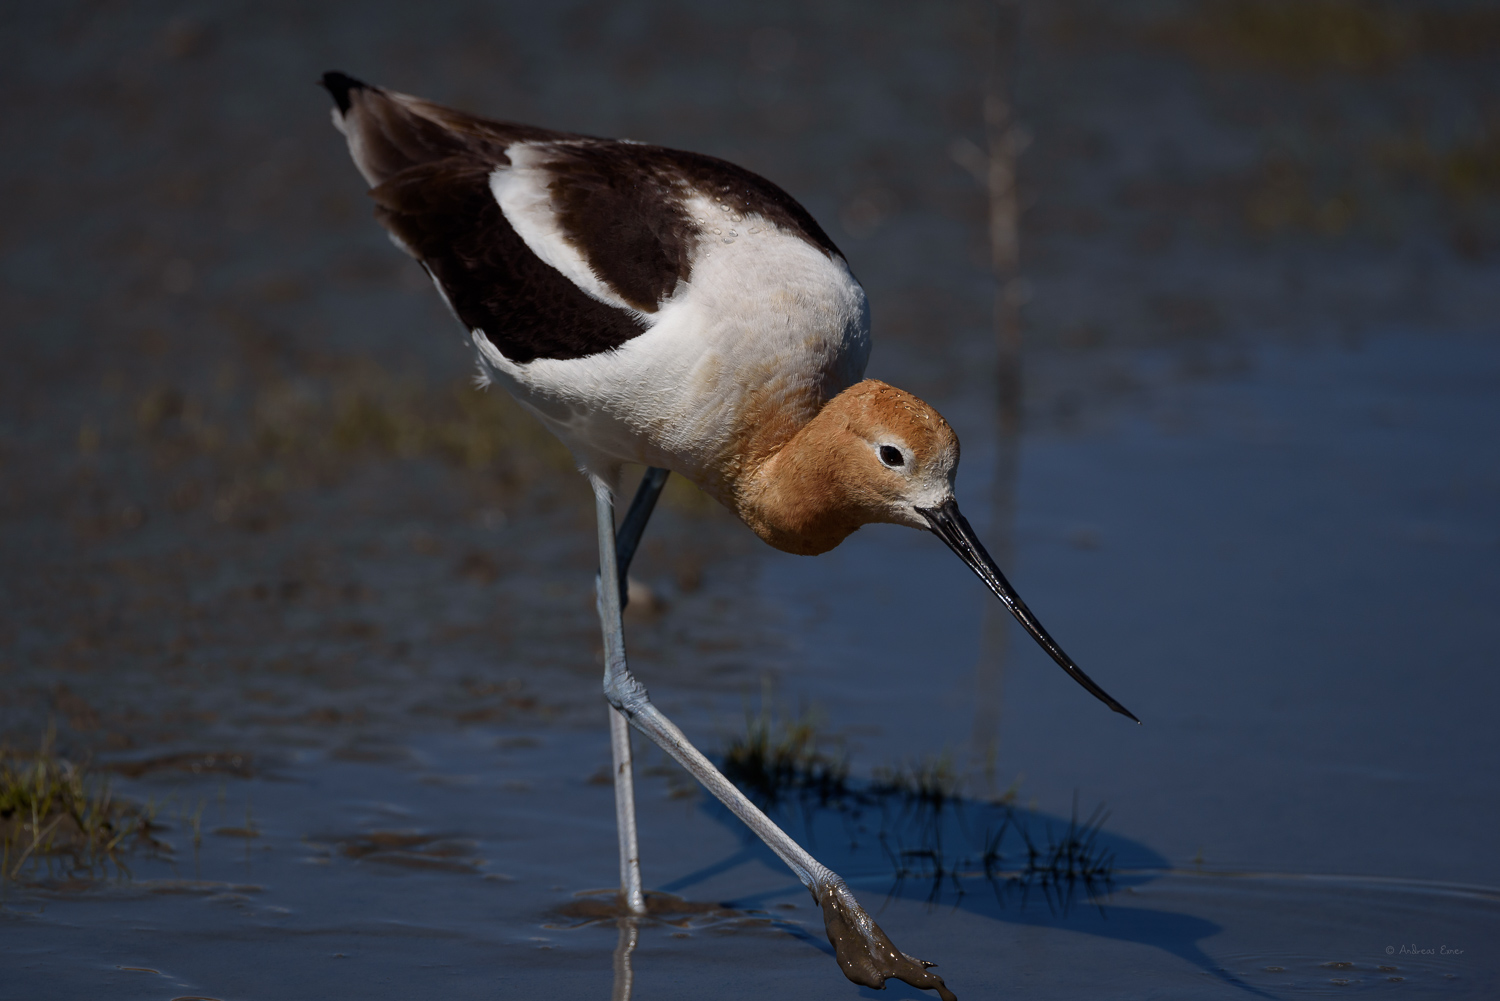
[323,74,870,494]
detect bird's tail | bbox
[318,71,562,189]
[319,71,461,187]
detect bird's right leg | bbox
[595,479,647,916]
[596,466,669,916]
[589,476,957,1001]
[614,467,669,609]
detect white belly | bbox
[471,220,870,488]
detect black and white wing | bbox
[321,72,844,365]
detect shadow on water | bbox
[658,767,1282,999]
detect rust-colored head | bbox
[736,380,960,555]
[732,378,1139,723]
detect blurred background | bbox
[2,2,1497,998]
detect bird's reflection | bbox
[611,917,639,1001]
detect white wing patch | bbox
[489,144,660,326]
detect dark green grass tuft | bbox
[720,704,848,807]
[1,737,152,881]
[719,711,1115,914]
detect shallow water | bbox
[4,1,1499,998]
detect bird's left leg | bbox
[589,476,956,1000]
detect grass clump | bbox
[881,792,1117,915]
[872,754,962,813]
[1,739,149,881]
[720,704,848,807]
[979,798,1116,908]
[718,708,1116,914]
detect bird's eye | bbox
[878,445,905,467]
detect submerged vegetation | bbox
[1151,1,1500,75]
[719,706,1115,913]
[245,368,568,477]
[89,359,723,538]
[1130,1,1500,254]
[113,365,576,534]
[0,739,151,882]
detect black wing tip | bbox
[320,71,369,115]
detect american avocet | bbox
[320,71,1136,999]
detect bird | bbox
[319,71,1136,1001]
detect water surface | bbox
[3,1,1498,997]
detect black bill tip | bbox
[918,498,1140,724]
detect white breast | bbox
[471,191,870,487]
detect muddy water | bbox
[4,1,1500,998]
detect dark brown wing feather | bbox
[324,73,643,362]
[540,142,841,314]
[370,158,646,363]
[322,71,571,184]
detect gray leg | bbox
[596,467,667,914]
[588,475,956,1000]
[615,467,669,609]
[595,479,647,915]
[607,704,644,913]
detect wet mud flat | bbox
[5,0,1500,998]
